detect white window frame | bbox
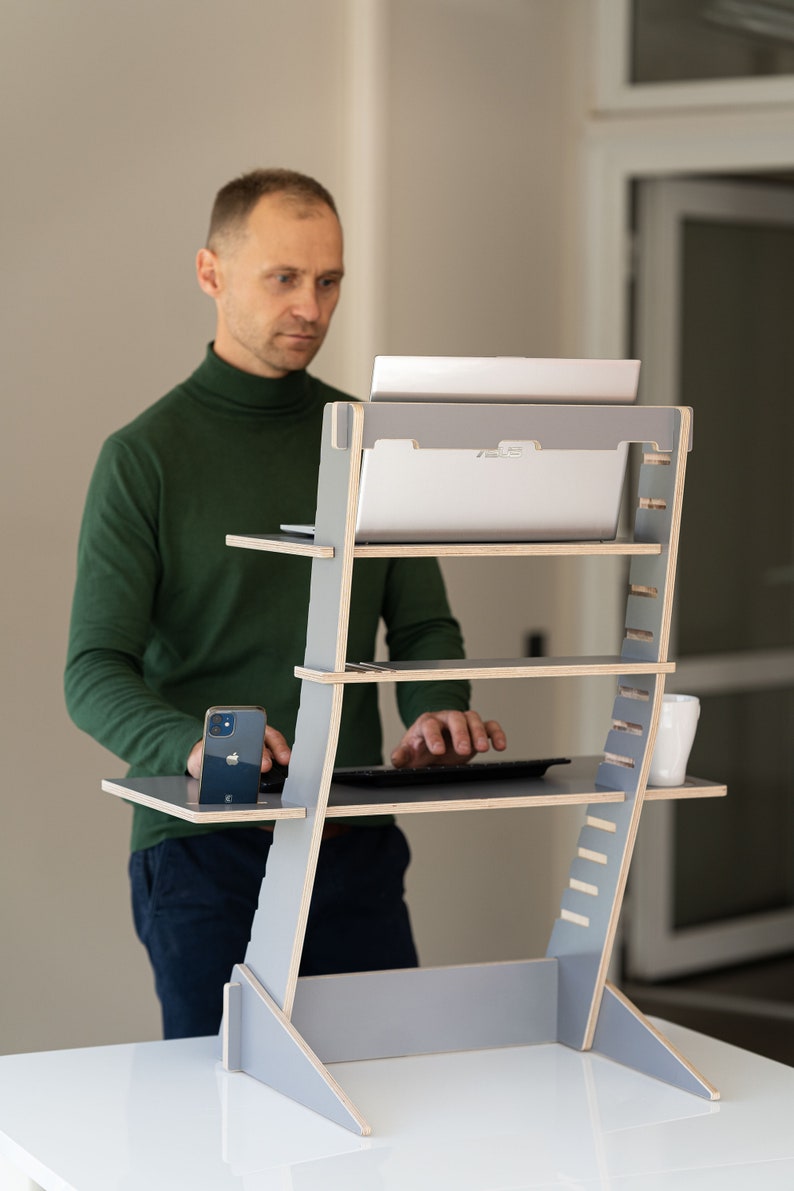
[594,0,794,113]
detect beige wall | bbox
[381,0,589,966]
[0,0,588,1054]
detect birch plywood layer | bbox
[227,532,664,559]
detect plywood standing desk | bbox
[104,401,727,1133]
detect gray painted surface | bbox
[592,986,717,1098]
[292,960,559,1061]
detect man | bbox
[65,168,505,1039]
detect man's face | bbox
[199,194,344,378]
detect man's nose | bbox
[290,282,321,323]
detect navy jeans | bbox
[129,824,418,1039]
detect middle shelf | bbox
[226,532,665,559]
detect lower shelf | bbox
[101,757,726,824]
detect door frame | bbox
[630,175,794,978]
[574,104,794,975]
[572,104,794,731]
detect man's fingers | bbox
[462,710,489,752]
[261,726,291,770]
[484,718,508,751]
[391,710,509,769]
[435,710,470,755]
[186,738,203,779]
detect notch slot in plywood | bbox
[570,877,599,897]
[578,847,608,865]
[625,627,654,643]
[611,719,644,736]
[603,752,635,770]
[629,584,658,599]
[586,814,618,833]
[561,908,591,927]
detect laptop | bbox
[281,356,639,543]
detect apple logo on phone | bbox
[226,752,239,766]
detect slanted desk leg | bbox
[220,681,374,1131]
[224,963,371,1134]
[592,984,719,1100]
[547,416,716,1099]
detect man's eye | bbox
[266,273,297,289]
[319,277,340,290]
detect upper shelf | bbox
[296,656,676,684]
[226,533,663,560]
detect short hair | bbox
[206,168,338,251]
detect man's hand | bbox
[390,710,507,770]
[186,725,292,779]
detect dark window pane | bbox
[632,0,794,85]
[677,217,794,657]
[673,689,794,927]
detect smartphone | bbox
[198,706,266,805]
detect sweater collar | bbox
[186,344,318,417]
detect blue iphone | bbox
[198,706,266,805]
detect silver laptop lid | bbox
[353,438,630,543]
[283,357,639,543]
[370,356,640,403]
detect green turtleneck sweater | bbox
[65,348,469,851]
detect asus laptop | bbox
[282,356,639,543]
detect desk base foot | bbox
[222,964,371,1135]
[590,982,719,1100]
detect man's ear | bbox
[196,248,222,298]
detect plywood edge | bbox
[325,789,626,817]
[352,540,664,558]
[644,779,727,800]
[225,533,334,559]
[225,537,664,559]
[100,777,307,823]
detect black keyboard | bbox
[259,757,569,794]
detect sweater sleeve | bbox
[381,558,470,727]
[64,437,203,774]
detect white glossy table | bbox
[1,1022,793,1190]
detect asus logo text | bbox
[476,445,523,459]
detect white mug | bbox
[648,694,700,787]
